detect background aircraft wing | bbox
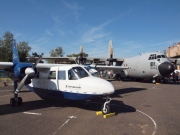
[0,62,13,69]
[36,63,66,69]
[90,65,128,70]
[169,58,180,65]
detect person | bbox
[172,72,176,82]
[175,72,179,82]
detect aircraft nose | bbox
[103,81,115,95]
[158,62,174,77]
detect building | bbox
[166,42,180,70]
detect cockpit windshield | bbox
[68,67,89,80]
[149,54,167,60]
[156,55,167,58]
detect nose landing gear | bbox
[101,96,112,115]
[10,81,23,107]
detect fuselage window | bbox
[150,62,155,67]
[48,71,56,79]
[58,70,66,80]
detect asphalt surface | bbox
[0,80,180,135]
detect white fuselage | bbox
[119,52,174,80]
[26,65,114,100]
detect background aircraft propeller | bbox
[107,45,116,66]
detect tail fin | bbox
[12,41,20,64]
[108,40,113,58]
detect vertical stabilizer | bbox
[108,40,113,57]
[12,42,20,64]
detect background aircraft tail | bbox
[12,41,20,64]
[108,40,114,58]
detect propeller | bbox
[15,54,43,94]
[76,46,86,65]
[107,47,116,66]
[33,53,43,67]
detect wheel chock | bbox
[103,112,116,118]
[96,111,103,115]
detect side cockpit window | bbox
[148,54,156,60]
[68,69,78,80]
[58,70,66,80]
[161,55,166,58]
[48,71,56,79]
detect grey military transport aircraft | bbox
[114,52,175,83]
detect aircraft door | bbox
[57,70,67,91]
[47,67,59,90]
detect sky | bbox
[0,0,180,58]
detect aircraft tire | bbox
[101,104,110,115]
[17,97,23,105]
[10,98,16,107]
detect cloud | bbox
[45,30,53,36]
[81,20,113,43]
[63,0,83,21]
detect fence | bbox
[0,70,13,85]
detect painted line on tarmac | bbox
[53,110,79,135]
[136,110,157,135]
[53,119,70,135]
[23,112,41,115]
[53,116,77,135]
[87,102,157,135]
[111,103,157,135]
[0,94,13,97]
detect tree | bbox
[17,41,31,62]
[49,47,64,57]
[28,52,44,63]
[0,31,32,62]
[67,52,88,57]
[0,31,15,62]
[47,47,64,63]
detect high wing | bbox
[0,62,13,69]
[26,57,128,70]
[168,58,180,65]
[90,65,128,70]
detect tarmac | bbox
[0,80,180,135]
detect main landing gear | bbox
[10,81,23,107]
[101,96,112,115]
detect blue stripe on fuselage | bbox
[25,85,97,100]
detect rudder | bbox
[12,41,20,64]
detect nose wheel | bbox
[10,81,23,107]
[10,97,23,106]
[101,96,111,115]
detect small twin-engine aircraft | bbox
[0,42,127,114]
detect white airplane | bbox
[0,42,127,114]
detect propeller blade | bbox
[34,53,43,67]
[15,67,35,94]
[80,46,83,54]
[110,47,113,57]
[15,74,29,94]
